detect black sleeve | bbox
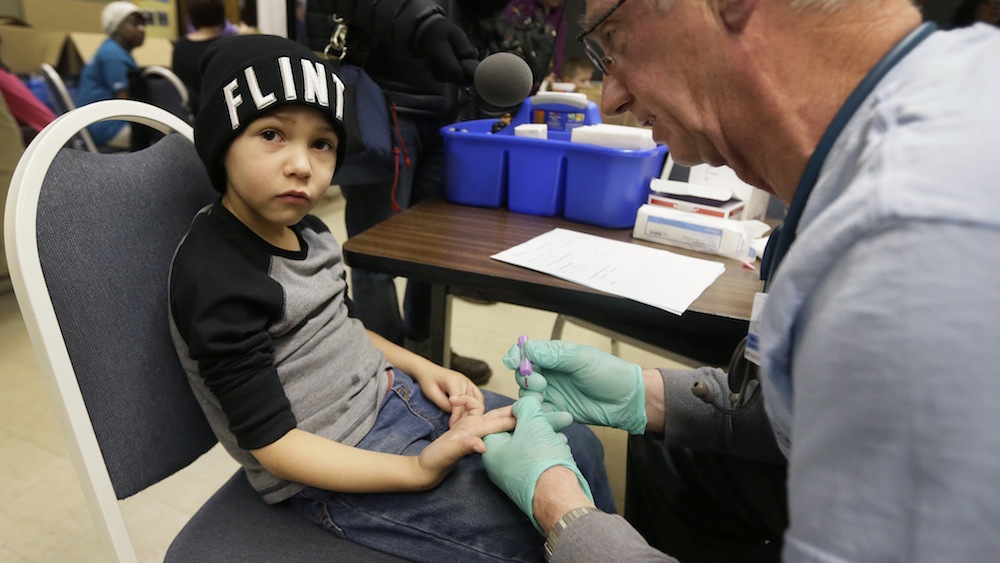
[170,214,298,450]
[461,0,509,19]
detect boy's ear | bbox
[716,0,757,32]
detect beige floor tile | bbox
[0,462,93,562]
[0,434,72,503]
[0,547,29,563]
[0,295,35,367]
[190,443,243,479]
[119,494,196,563]
[0,357,68,458]
[50,532,109,563]
[139,446,240,515]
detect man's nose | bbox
[600,73,631,118]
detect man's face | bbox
[117,13,146,51]
[588,0,734,169]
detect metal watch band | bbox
[543,506,601,561]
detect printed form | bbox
[491,228,726,315]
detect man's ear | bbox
[717,0,758,32]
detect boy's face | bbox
[568,68,593,89]
[221,106,339,243]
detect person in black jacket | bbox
[306,0,509,386]
[172,0,228,116]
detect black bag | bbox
[334,64,395,185]
[320,15,395,186]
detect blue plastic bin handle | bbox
[529,92,591,110]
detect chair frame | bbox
[140,65,190,110]
[5,100,193,562]
[39,63,100,153]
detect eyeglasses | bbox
[576,0,629,75]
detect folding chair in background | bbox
[38,62,99,153]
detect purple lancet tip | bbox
[517,335,532,384]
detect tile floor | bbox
[0,190,692,562]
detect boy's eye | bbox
[260,129,279,141]
[313,139,336,151]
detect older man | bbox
[481,0,1000,561]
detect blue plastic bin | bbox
[441,93,668,228]
[442,120,509,208]
[506,134,567,217]
[563,143,669,228]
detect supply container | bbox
[441,92,668,228]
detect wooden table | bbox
[342,199,765,367]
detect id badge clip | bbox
[744,292,767,367]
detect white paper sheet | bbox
[491,228,726,315]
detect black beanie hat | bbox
[194,34,348,192]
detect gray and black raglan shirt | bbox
[168,202,389,504]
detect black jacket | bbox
[305,0,508,119]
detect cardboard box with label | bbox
[661,155,770,221]
[633,204,772,261]
[647,178,747,219]
[0,18,65,75]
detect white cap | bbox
[102,1,140,36]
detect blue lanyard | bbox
[760,22,938,287]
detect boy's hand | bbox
[415,364,485,419]
[448,387,485,427]
[415,405,515,488]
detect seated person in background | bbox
[169,34,615,561]
[172,0,227,115]
[0,35,56,144]
[558,56,595,90]
[77,1,145,149]
[541,56,594,92]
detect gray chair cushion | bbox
[37,135,218,497]
[167,472,405,562]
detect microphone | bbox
[473,52,533,108]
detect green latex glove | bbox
[482,396,593,532]
[503,340,647,435]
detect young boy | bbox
[168,35,614,561]
[558,57,595,91]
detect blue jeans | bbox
[290,370,616,562]
[340,114,445,345]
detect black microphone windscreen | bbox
[474,52,533,109]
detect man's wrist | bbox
[643,368,665,432]
[532,466,595,534]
